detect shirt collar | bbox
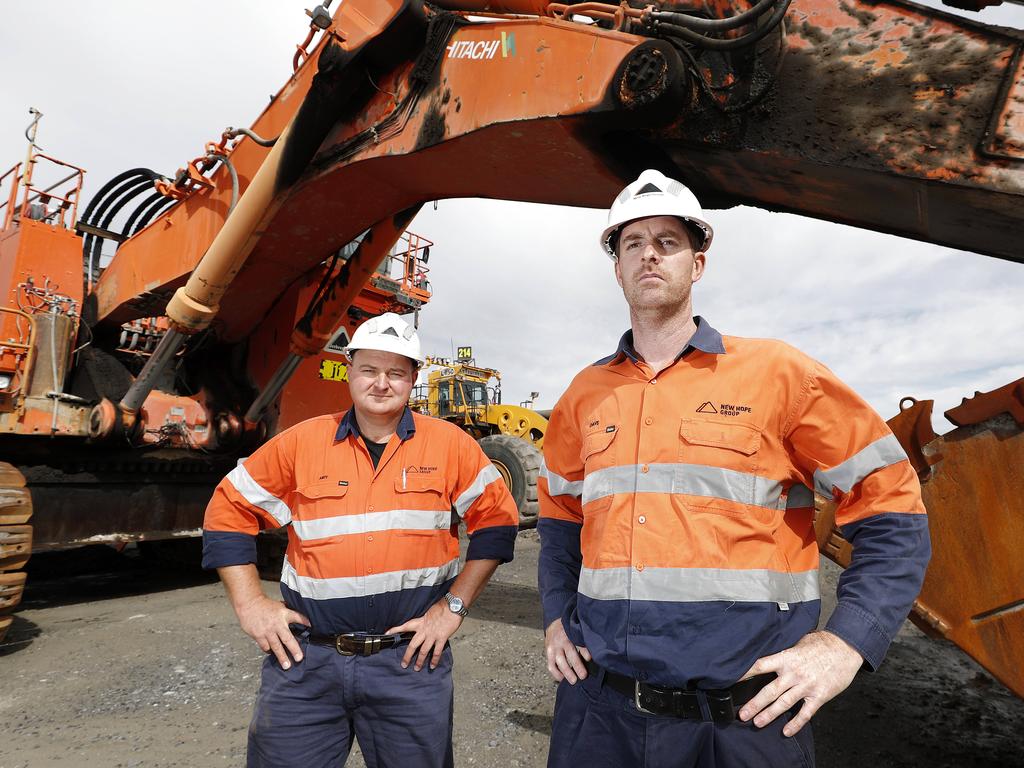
[615,315,726,364]
[334,406,417,442]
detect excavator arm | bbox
[93,0,1023,346]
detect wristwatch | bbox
[443,591,469,617]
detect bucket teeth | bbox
[945,377,1024,428]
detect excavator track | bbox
[0,451,233,643]
[0,462,32,643]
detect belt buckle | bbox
[335,633,357,656]
[634,681,657,715]
[336,633,384,656]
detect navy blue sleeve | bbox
[825,512,931,669]
[466,525,517,563]
[202,529,257,569]
[537,517,583,629]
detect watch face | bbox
[449,596,464,613]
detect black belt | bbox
[587,660,774,722]
[306,631,416,656]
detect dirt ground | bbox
[1,530,1022,768]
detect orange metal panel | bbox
[818,385,1024,699]
[0,220,83,310]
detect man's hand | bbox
[387,600,463,671]
[545,618,591,684]
[738,630,863,736]
[236,594,311,670]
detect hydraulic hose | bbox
[653,0,791,52]
[651,0,777,32]
[205,153,239,214]
[122,190,168,236]
[129,194,176,236]
[79,168,160,227]
[224,127,278,147]
[80,172,161,290]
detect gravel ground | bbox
[1,531,1022,767]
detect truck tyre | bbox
[478,435,540,529]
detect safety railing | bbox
[0,152,85,232]
[392,231,433,304]
[0,163,22,233]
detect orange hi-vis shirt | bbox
[538,318,930,688]
[203,407,519,634]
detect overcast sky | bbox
[2,1,1022,432]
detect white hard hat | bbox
[344,312,424,366]
[599,169,713,258]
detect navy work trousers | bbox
[247,635,454,768]
[548,668,815,768]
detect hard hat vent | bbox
[343,311,424,365]
[598,168,714,258]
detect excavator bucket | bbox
[815,380,1024,698]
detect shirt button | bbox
[367,567,373,574]
[367,535,373,541]
[368,505,374,511]
[641,464,649,473]
[650,379,657,385]
[638,515,646,524]
[644,417,653,425]
[636,563,645,571]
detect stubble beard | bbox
[624,278,692,320]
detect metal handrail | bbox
[21,153,86,228]
[0,163,23,230]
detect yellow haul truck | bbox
[409,354,547,527]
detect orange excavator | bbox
[0,0,1021,704]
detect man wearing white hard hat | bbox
[203,312,519,767]
[537,170,930,766]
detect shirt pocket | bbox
[291,482,350,542]
[675,418,766,518]
[580,418,620,514]
[393,475,453,536]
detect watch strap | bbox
[444,591,469,617]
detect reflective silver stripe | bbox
[454,464,501,518]
[786,484,814,509]
[578,566,820,604]
[281,556,461,600]
[226,460,292,526]
[292,509,452,541]
[540,459,584,499]
[814,434,908,499]
[582,463,783,509]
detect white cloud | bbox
[2,0,1021,436]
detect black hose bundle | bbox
[78,168,167,290]
[646,0,791,50]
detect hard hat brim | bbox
[600,215,714,258]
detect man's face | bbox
[348,349,417,420]
[613,215,706,313]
